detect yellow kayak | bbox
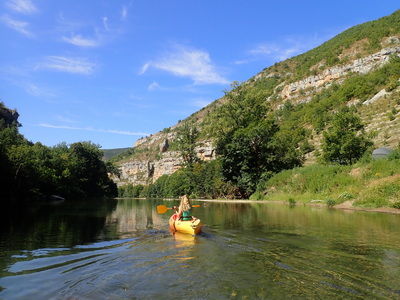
[169,216,203,235]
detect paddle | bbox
[157,204,200,214]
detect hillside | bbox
[102,147,132,161]
[113,10,400,188]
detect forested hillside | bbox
[116,10,400,203]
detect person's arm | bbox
[176,206,183,219]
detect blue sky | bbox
[1,1,399,149]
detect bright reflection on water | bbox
[1,198,400,299]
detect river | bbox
[1,198,400,299]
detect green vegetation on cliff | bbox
[273,9,400,80]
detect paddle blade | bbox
[157,205,168,214]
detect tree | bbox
[204,81,269,141]
[67,142,117,197]
[0,125,34,199]
[204,81,304,198]
[321,107,373,165]
[176,121,199,166]
[1,102,117,201]
[217,119,302,198]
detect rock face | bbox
[0,105,19,128]
[152,151,182,181]
[279,46,400,103]
[115,139,215,186]
[116,160,155,186]
[195,140,215,161]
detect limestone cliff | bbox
[114,136,215,186]
[276,46,400,104]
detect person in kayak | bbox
[173,195,197,221]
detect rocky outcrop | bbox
[115,140,215,186]
[0,105,19,128]
[195,140,215,161]
[363,89,389,105]
[152,151,182,181]
[279,46,400,102]
[115,160,154,186]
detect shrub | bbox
[392,202,400,209]
[326,198,336,208]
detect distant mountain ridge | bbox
[102,147,132,161]
[113,10,400,187]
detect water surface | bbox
[1,199,400,299]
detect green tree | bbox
[204,81,304,198]
[176,121,199,166]
[217,119,302,198]
[1,102,117,201]
[204,81,269,141]
[67,142,117,197]
[321,108,373,165]
[7,144,36,197]
[191,160,224,199]
[0,126,25,199]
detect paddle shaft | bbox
[157,204,200,214]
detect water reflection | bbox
[0,199,117,250]
[200,202,400,298]
[1,199,400,299]
[106,199,165,237]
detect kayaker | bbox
[173,195,197,221]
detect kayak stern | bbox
[169,216,202,235]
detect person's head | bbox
[180,194,191,211]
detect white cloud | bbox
[148,81,160,91]
[248,41,301,62]
[191,97,212,108]
[59,14,122,48]
[250,44,281,56]
[142,45,229,85]
[56,13,83,31]
[62,34,99,47]
[243,35,331,64]
[53,115,76,124]
[121,6,128,20]
[38,56,96,75]
[26,83,56,97]
[0,15,34,37]
[139,63,150,75]
[102,16,109,31]
[38,123,149,136]
[5,0,37,14]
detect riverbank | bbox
[333,200,400,214]
[248,158,400,213]
[195,199,400,215]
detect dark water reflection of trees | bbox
[0,199,118,251]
